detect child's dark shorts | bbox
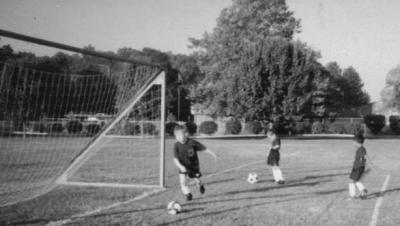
[350,166,365,181]
[267,149,280,166]
[180,168,202,178]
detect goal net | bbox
[0,31,166,207]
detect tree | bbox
[189,0,330,124]
[325,62,345,115]
[190,38,329,122]
[325,63,370,115]
[189,0,301,69]
[342,67,370,107]
[381,64,400,111]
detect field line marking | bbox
[369,175,391,226]
[45,188,165,226]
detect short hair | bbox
[353,132,365,144]
[174,124,187,133]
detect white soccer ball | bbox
[167,201,182,215]
[247,172,259,184]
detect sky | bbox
[1,0,400,102]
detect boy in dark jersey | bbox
[266,129,285,184]
[349,133,368,199]
[173,125,217,201]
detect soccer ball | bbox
[247,172,259,184]
[167,201,182,215]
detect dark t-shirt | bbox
[271,136,281,151]
[353,146,367,168]
[174,138,206,169]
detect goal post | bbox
[56,70,166,188]
[0,29,167,206]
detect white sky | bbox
[1,0,400,101]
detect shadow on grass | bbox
[0,218,50,226]
[60,186,347,225]
[204,177,238,186]
[157,195,311,226]
[284,166,350,174]
[222,179,331,196]
[160,186,348,225]
[367,187,400,199]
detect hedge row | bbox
[165,120,263,136]
[0,120,104,137]
[310,121,363,135]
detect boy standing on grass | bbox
[349,132,368,199]
[173,125,217,201]
[266,129,285,184]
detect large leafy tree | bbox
[189,0,300,66]
[189,0,330,122]
[190,37,329,121]
[381,64,400,111]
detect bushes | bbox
[124,122,141,135]
[293,121,311,134]
[143,122,157,135]
[389,115,400,135]
[123,122,158,135]
[166,121,197,136]
[50,123,64,133]
[66,121,83,134]
[245,121,263,134]
[364,114,385,134]
[86,124,101,135]
[225,118,242,134]
[186,121,197,135]
[0,121,14,137]
[311,121,325,134]
[199,121,218,135]
[311,121,363,134]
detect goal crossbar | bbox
[0,28,160,67]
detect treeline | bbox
[0,44,198,125]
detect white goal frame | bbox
[55,70,166,189]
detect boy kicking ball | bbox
[349,132,368,199]
[173,125,217,201]
[266,129,285,184]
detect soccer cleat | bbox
[185,193,193,201]
[360,189,368,199]
[199,185,205,194]
[278,180,285,185]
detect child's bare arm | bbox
[271,144,280,150]
[173,158,187,172]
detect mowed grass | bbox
[1,138,400,225]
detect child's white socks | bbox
[272,168,284,182]
[349,183,356,197]
[355,182,365,191]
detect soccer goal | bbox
[0,29,166,206]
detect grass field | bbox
[1,137,400,226]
